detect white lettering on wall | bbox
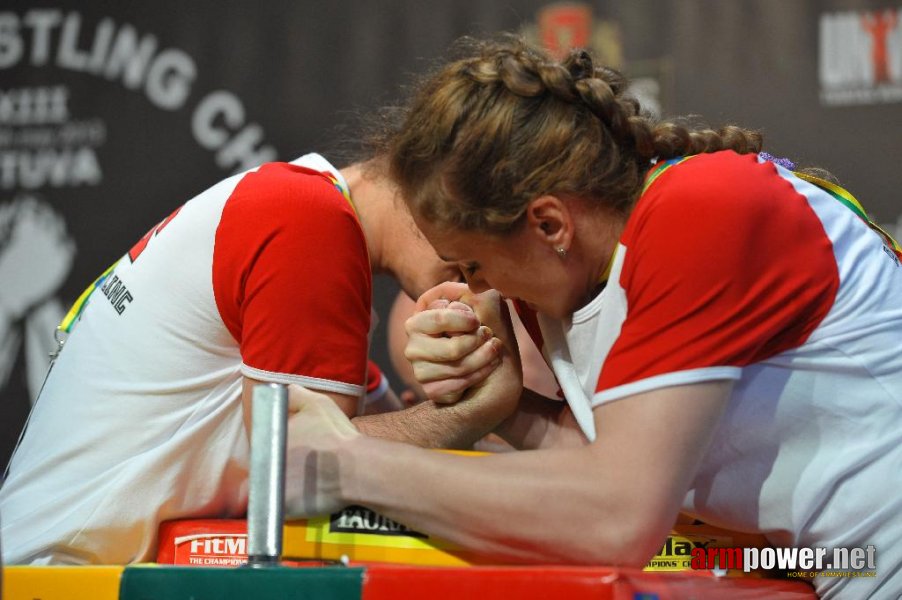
[0,9,277,170]
[192,91,277,173]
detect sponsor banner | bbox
[158,515,767,577]
[174,533,248,567]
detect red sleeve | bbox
[213,162,371,395]
[512,299,564,399]
[366,360,383,394]
[596,152,839,396]
[512,299,545,354]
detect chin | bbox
[542,300,579,320]
[523,300,557,319]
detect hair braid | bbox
[385,35,765,234]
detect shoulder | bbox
[215,162,364,253]
[231,162,357,222]
[633,152,791,226]
[624,151,827,256]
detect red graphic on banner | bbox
[861,10,899,84]
[537,3,593,61]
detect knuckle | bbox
[411,364,430,382]
[447,336,476,359]
[437,341,460,361]
[428,311,446,329]
[403,317,416,335]
[433,393,460,405]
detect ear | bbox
[525,195,573,249]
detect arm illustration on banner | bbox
[0,195,75,401]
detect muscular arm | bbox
[291,379,731,565]
[352,387,511,449]
[244,375,514,450]
[355,383,579,451]
[241,376,358,439]
[493,387,588,450]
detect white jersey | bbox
[518,152,902,599]
[0,154,373,564]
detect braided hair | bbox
[386,35,762,234]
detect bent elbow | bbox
[573,511,672,568]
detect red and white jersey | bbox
[524,152,902,599]
[0,154,372,564]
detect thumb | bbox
[415,281,471,311]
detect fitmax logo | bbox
[188,535,247,556]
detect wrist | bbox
[337,433,377,506]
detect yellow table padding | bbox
[2,565,124,600]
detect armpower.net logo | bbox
[691,545,878,578]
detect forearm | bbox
[493,388,589,450]
[286,381,728,565]
[353,379,573,452]
[352,387,514,449]
[338,435,668,565]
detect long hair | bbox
[382,35,762,234]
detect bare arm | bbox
[352,393,510,448]
[241,376,358,439]
[493,387,589,450]
[360,386,404,415]
[287,379,732,565]
[353,370,580,450]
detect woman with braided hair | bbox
[283,36,901,599]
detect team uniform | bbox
[0,153,373,564]
[517,152,902,599]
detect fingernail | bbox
[491,338,504,354]
[479,325,493,339]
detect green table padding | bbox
[119,566,364,600]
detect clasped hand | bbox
[404,282,521,404]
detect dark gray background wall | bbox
[2,0,900,468]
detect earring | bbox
[556,247,567,258]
